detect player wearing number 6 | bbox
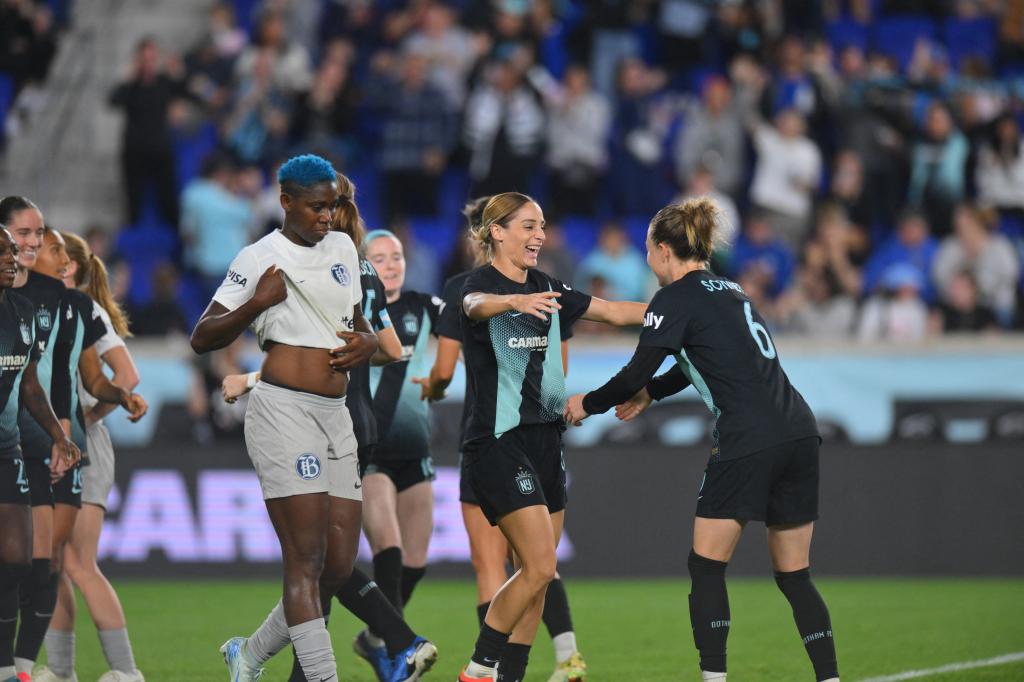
[564,198,840,682]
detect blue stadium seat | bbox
[623,215,651,253]
[872,16,936,72]
[943,17,996,71]
[826,19,869,51]
[116,225,177,306]
[173,123,219,193]
[560,216,599,261]
[0,73,14,144]
[408,216,459,263]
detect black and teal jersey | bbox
[0,291,40,458]
[15,272,72,460]
[52,289,106,449]
[370,290,443,458]
[459,266,591,447]
[637,270,818,462]
[348,258,392,448]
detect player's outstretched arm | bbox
[79,346,148,422]
[222,372,259,403]
[412,336,461,401]
[371,325,402,365]
[463,291,561,321]
[580,297,647,327]
[566,345,672,425]
[85,346,140,425]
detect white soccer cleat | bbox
[96,672,145,682]
[220,637,263,681]
[546,651,587,682]
[31,668,77,682]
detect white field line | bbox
[859,651,1024,681]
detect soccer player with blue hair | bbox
[192,154,381,682]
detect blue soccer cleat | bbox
[389,636,438,682]
[352,629,391,682]
[219,636,263,681]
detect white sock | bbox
[552,631,577,664]
[464,660,497,678]
[0,665,14,679]
[702,672,726,681]
[98,628,136,673]
[242,600,290,668]
[290,618,337,681]
[821,678,840,682]
[44,629,76,677]
[14,657,33,675]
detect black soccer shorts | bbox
[696,436,820,526]
[462,422,567,526]
[0,457,31,505]
[363,455,436,493]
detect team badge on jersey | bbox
[35,307,51,331]
[330,263,350,286]
[403,312,419,336]
[295,453,322,480]
[514,469,536,495]
[19,322,31,345]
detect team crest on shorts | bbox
[295,453,322,480]
[19,322,31,345]
[515,469,535,495]
[330,263,350,286]
[35,308,51,331]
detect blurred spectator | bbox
[747,107,821,251]
[857,263,929,343]
[608,57,676,217]
[234,9,312,95]
[933,270,998,333]
[572,275,618,335]
[183,3,247,118]
[933,205,1019,324]
[403,1,482,110]
[128,262,189,337]
[531,63,611,217]
[656,0,712,74]
[576,222,648,302]
[586,0,647,97]
[180,152,255,300]
[370,51,455,220]
[290,48,359,164]
[674,76,745,198]
[775,204,863,338]
[252,157,286,235]
[536,221,575,285]
[863,210,939,301]
[759,35,830,151]
[676,166,740,256]
[108,37,188,228]
[463,55,545,197]
[223,48,291,165]
[907,102,968,237]
[207,1,247,59]
[828,149,873,242]
[975,113,1024,216]
[0,0,57,90]
[730,212,796,299]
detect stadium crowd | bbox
[3,0,1024,341]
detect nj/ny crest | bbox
[515,469,535,495]
[19,322,31,345]
[402,312,419,337]
[35,307,51,331]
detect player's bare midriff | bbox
[261,342,348,398]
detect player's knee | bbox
[0,561,32,590]
[688,549,728,579]
[774,566,812,594]
[283,546,327,580]
[521,553,557,588]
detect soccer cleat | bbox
[29,668,75,682]
[388,636,438,682]
[219,637,263,681]
[97,671,145,682]
[457,669,494,682]
[546,651,587,682]
[352,629,391,681]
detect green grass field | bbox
[48,578,1023,681]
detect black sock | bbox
[687,549,730,673]
[0,563,31,668]
[400,565,426,608]
[373,547,403,612]
[337,567,416,656]
[542,578,574,638]
[14,559,56,664]
[497,643,531,682]
[476,601,490,628]
[775,568,838,681]
[470,623,509,669]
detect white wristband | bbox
[245,371,258,389]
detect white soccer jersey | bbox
[79,302,127,412]
[213,229,362,350]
